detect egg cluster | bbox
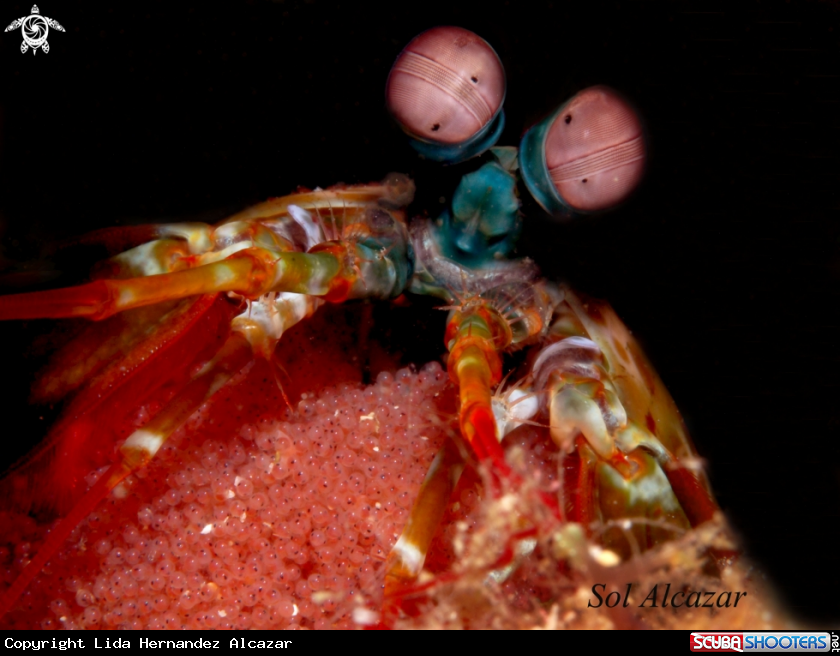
[1,361,477,630]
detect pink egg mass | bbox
[0,306,557,630]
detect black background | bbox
[1,0,839,624]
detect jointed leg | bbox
[384,439,465,595]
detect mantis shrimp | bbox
[0,26,781,630]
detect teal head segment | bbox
[386,26,506,164]
[520,86,647,219]
[434,161,521,266]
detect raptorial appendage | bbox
[0,177,415,322]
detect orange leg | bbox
[444,305,560,518]
[444,306,510,474]
[384,438,465,595]
[382,303,562,610]
[0,249,289,320]
[2,294,237,517]
[0,231,411,322]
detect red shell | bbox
[386,27,505,145]
[545,86,646,212]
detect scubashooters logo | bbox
[690,632,832,653]
[5,5,64,54]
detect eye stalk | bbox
[386,26,506,164]
[520,86,647,218]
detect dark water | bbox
[1,0,838,624]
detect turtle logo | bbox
[5,5,64,55]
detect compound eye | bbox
[386,26,506,162]
[520,86,647,216]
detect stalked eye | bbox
[520,86,647,216]
[386,26,506,163]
